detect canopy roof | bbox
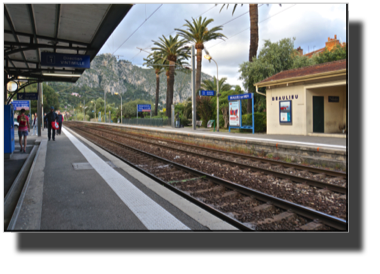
[4,4,132,83]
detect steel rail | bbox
[71,126,347,230]
[74,123,346,178]
[85,125,346,194]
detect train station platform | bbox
[5,126,237,231]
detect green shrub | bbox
[241,112,266,133]
[180,115,189,126]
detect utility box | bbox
[4,104,15,157]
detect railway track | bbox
[67,125,347,231]
[68,124,347,219]
[84,125,346,193]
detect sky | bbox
[98,2,347,90]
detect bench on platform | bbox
[189,120,203,127]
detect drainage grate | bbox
[72,161,116,170]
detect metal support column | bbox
[191,45,196,130]
[37,82,42,136]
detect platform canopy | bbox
[4,4,133,83]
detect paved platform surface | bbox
[87,122,346,150]
[7,126,237,231]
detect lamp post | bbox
[204,50,219,132]
[104,90,107,123]
[81,99,88,121]
[114,92,123,123]
[91,100,96,122]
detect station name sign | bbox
[137,104,151,112]
[17,93,38,100]
[199,90,215,96]
[272,94,298,101]
[228,93,253,101]
[41,52,90,68]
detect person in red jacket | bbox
[17,108,30,153]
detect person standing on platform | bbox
[44,113,47,130]
[17,108,30,153]
[31,113,38,136]
[46,106,58,141]
[57,110,63,135]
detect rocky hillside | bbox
[53,53,213,104]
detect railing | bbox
[121,118,171,127]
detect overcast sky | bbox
[98,2,347,90]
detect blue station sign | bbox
[12,100,30,110]
[137,104,151,112]
[17,92,38,100]
[41,52,90,68]
[228,93,253,101]
[199,90,215,96]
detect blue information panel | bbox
[12,100,30,110]
[17,93,38,100]
[137,104,151,112]
[199,90,215,96]
[41,52,90,68]
[228,93,253,101]
[279,100,292,124]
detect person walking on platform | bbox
[31,113,38,136]
[44,113,47,130]
[57,110,63,135]
[46,106,58,141]
[17,108,30,153]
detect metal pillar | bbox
[191,45,196,130]
[37,82,42,136]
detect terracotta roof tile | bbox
[256,59,346,85]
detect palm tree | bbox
[219,4,281,113]
[200,77,232,93]
[151,35,190,118]
[175,16,226,94]
[143,52,163,116]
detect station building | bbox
[254,59,347,136]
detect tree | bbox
[143,52,164,116]
[219,4,282,113]
[175,16,226,94]
[239,38,296,112]
[151,35,190,118]
[312,43,347,64]
[200,77,232,93]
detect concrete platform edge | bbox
[8,139,48,231]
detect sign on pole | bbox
[228,93,254,134]
[199,90,215,96]
[12,100,30,110]
[137,104,151,112]
[17,93,38,100]
[228,93,253,101]
[41,52,90,68]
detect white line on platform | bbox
[96,123,346,149]
[62,127,190,230]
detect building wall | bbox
[266,79,346,135]
[266,85,306,135]
[305,82,346,133]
